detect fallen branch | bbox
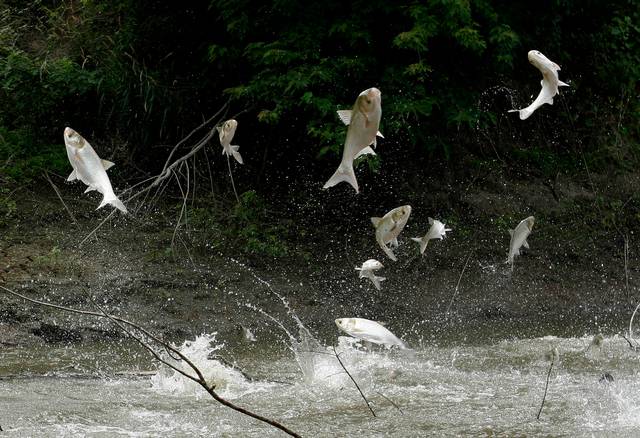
[332,346,376,417]
[0,285,301,437]
[536,348,558,420]
[630,302,640,345]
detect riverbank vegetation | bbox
[0,0,638,257]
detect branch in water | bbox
[332,346,376,417]
[0,285,301,437]
[536,358,555,420]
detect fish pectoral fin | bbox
[101,159,115,170]
[428,217,434,225]
[336,110,352,125]
[523,239,530,249]
[380,242,397,261]
[558,80,569,87]
[390,238,399,248]
[376,131,384,138]
[84,186,96,194]
[67,169,77,182]
[371,217,382,228]
[354,146,376,160]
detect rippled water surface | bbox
[2,335,640,437]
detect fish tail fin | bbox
[98,195,128,213]
[381,244,397,262]
[372,275,385,290]
[411,237,428,254]
[323,163,358,193]
[230,146,243,164]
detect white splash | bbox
[150,333,269,399]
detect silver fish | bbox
[217,119,243,164]
[64,127,127,213]
[411,218,451,254]
[323,87,382,193]
[509,50,569,120]
[507,216,535,269]
[335,317,408,349]
[371,205,411,261]
[355,259,385,290]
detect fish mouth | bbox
[64,127,84,148]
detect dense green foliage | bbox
[0,0,637,191]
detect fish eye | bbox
[366,98,372,104]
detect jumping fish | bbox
[509,50,569,120]
[336,109,384,160]
[323,87,382,193]
[371,205,411,261]
[335,317,408,349]
[411,218,452,254]
[217,119,243,164]
[64,127,127,213]
[355,259,385,290]
[507,216,535,270]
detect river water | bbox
[1,331,640,437]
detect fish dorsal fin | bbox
[337,110,352,125]
[67,169,77,182]
[428,217,434,225]
[375,321,387,326]
[376,131,384,138]
[523,239,530,249]
[508,229,514,237]
[552,62,561,71]
[101,159,115,170]
[371,217,382,228]
[84,186,96,193]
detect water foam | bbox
[150,333,270,399]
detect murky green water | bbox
[2,334,640,437]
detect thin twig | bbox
[226,153,241,204]
[44,171,78,225]
[621,333,639,351]
[445,251,473,315]
[375,391,403,414]
[332,346,376,417]
[629,302,640,344]
[624,234,630,304]
[536,359,554,420]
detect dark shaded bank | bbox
[1,163,639,354]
